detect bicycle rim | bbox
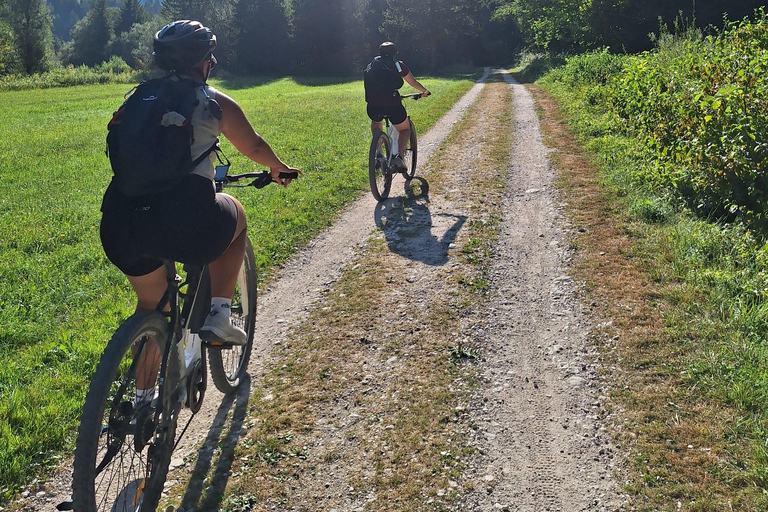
[369,131,392,201]
[72,311,170,512]
[208,237,256,393]
[402,118,418,179]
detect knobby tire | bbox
[72,311,173,512]
[369,130,392,202]
[208,237,257,393]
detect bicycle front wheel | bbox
[402,118,418,179]
[72,311,172,512]
[369,130,392,202]
[208,237,256,393]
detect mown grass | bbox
[0,74,476,500]
[531,17,768,510]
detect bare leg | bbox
[208,194,247,299]
[127,266,167,390]
[371,120,383,135]
[394,118,411,154]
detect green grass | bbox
[536,37,768,508]
[0,75,475,500]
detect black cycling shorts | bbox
[367,103,408,125]
[100,174,238,277]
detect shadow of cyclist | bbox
[374,177,467,266]
[178,373,251,511]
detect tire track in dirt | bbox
[456,72,625,511]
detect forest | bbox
[1,0,767,79]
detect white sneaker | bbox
[199,313,247,346]
[391,153,406,171]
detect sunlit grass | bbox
[0,75,474,499]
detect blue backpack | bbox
[106,76,218,197]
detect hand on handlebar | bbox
[421,90,431,98]
[270,166,302,188]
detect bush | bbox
[610,9,768,235]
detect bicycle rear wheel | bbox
[402,118,418,179]
[72,311,173,512]
[208,237,256,393]
[369,130,392,201]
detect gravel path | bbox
[17,68,627,511]
[456,72,626,512]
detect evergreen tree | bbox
[0,18,23,74]
[115,0,150,36]
[6,0,53,73]
[68,0,114,66]
[290,0,348,74]
[231,0,289,74]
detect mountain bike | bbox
[64,168,298,512]
[368,92,423,202]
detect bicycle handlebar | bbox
[216,170,299,189]
[401,92,425,100]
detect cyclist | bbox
[364,41,430,171]
[100,20,299,361]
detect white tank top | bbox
[189,84,221,180]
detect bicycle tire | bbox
[208,237,257,393]
[369,130,392,201]
[402,118,418,179]
[72,311,173,512]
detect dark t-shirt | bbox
[367,60,411,107]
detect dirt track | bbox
[19,69,627,511]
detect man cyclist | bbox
[364,41,430,171]
[100,20,299,360]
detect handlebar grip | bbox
[251,170,300,189]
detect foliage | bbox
[536,12,768,506]
[0,18,23,75]
[610,10,768,234]
[5,0,54,73]
[230,0,289,75]
[0,63,137,90]
[66,0,115,67]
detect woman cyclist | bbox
[100,20,299,398]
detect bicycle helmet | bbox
[378,41,398,58]
[153,20,217,73]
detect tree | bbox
[0,19,23,74]
[290,0,350,74]
[68,0,114,66]
[6,0,53,73]
[115,0,150,36]
[381,0,481,71]
[108,19,154,69]
[231,0,290,74]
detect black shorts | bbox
[367,103,408,125]
[100,174,238,276]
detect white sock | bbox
[135,388,156,405]
[210,297,232,318]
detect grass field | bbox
[0,75,476,499]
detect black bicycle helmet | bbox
[379,41,398,58]
[153,20,217,73]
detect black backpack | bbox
[106,76,218,197]
[363,56,404,103]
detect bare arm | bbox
[403,72,430,97]
[216,90,300,186]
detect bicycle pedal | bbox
[204,340,234,349]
